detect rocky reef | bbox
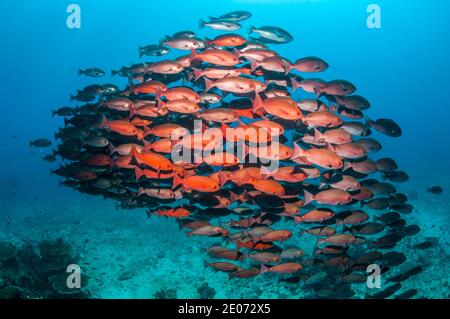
[0,238,89,299]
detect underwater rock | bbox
[197,282,216,299]
[153,288,177,299]
[0,286,22,299]
[48,272,89,298]
[38,238,73,271]
[117,270,136,281]
[0,239,90,299]
[0,242,17,263]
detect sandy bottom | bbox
[1,177,449,299]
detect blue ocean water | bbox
[0,0,449,298]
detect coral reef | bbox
[153,288,177,299]
[197,282,216,299]
[0,238,89,299]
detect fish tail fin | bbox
[233,48,241,58]
[69,94,76,101]
[315,237,323,247]
[217,170,229,187]
[292,142,305,160]
[203,77,215,92]
[326,143,337,153]
[191,67,203,81]
[99,115,109,129]
[107,143,116,154]
[155,95,166,112]
[111,69,119,77]
[364,116,374,127]
[143,140,152,152]
[303,190,314,206]
[204,37,213,47]
[314,87,323,97]
[248,25,255,35]
[251,93,264,114]
[363,117,373,137]
[78,69,84,76]
[129,145,140,158]
[229,191,240,203]
[342,161,351,171]
[51,110,56,117]
[290,77,302,91]
[158,37,167,46]
[128,104,137,118]
[249,58,259,73]
[134,167,144,180]
[64,118,70,127]
[335,96,344,106]
[142,126,152,138]
[293,216,302,224]
[145,210,154,219]
[172,173,183,190]
[233,108,253,119]
[313,128,324,144]
[137,187,144,196]
[199,19,206,29]
[260,165,274,176]
[260,264,269,274]
[285,63,293,76]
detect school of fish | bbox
[49,11,423,298]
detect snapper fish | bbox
[199,19,241,31]
[48,10,419,294]
[249,25,293,43]
[138,44,170,57]
[78,67,105,77]
[210,11,252,22]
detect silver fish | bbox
[249,25,293,43]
